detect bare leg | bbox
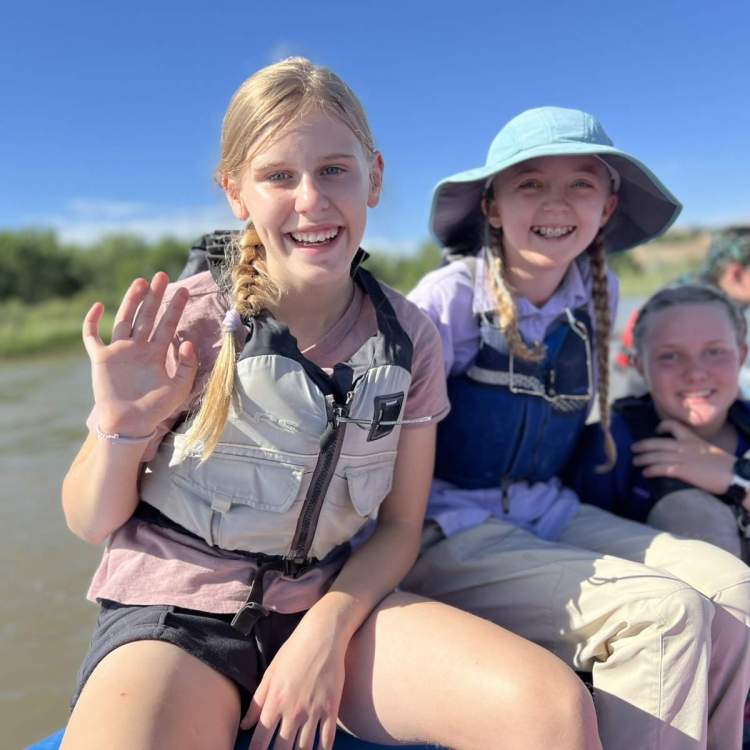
[61,641,241,750]
[340,592,601,750]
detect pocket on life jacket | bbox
[170,445,306,514]
[344,460,396,517]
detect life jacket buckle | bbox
[283,556,308,577]
[737,508,750,538]
[230,601,270,636]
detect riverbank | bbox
[0,295,114,358]
[1,231,709,358]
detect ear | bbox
[223,175,250,221]
[600,193,619,227]
[740,342,748,363]
[482,193,502,229]
[727,261,744,283]
[367,152,385,208]
[633,353,647,381]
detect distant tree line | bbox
[0,230,443,305]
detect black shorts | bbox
[73,600,305,714]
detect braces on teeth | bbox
[533,226,574,238]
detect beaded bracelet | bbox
[96,424,157,444]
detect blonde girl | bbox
[59,62,599,750]
[573,283,750,560]
[404,106,750,749]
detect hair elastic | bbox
[222,308,244,333]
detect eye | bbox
[571,179,595,189]
[705,346,731,360]
[267,171,292,183]
[321,165,345,176]
[657,351,679,364]
[518,179,543,190]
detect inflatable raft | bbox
[26,728,436,749]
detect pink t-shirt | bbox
[86,270,449,614]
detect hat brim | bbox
[430,142,682,255]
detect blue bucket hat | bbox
[430,106,682,255]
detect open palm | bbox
[83,272,198,437]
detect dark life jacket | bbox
[434,259,593,489]
[613,394,750,506]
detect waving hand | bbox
[83,272,197,437]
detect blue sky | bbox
[3,1,750,253]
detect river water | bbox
[1,301,643,749]
[1,351,101,748]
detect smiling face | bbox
[225,110,382,292]
[484,155,618,278]
[636,302,747,435]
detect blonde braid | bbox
[588,234,617,471]
[486,227,544,362]
[183,224,279,461]
[230,224,279,318]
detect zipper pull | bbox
[321,399,349,449]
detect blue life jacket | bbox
[613,394,750,512]
[435,262,594,489]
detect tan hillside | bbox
[629,231,711,271]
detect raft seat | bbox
[26,728,437,749]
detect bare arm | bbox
[311,422,435,639]
[245,423,436,749]
[62,273,197,543]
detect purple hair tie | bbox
[222,308,243,333]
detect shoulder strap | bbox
[177,230,238,285]
[611,394,660,443]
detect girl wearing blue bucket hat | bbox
[404,107,750,749]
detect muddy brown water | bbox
[1,352,101,748]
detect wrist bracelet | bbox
[96,424,157,444]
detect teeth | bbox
[532,226,575,238]
[683,390,712,398]
[290,228,339,243]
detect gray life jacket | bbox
[139,262,417,570]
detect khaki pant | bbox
[648,488,745,561]
[402,504,750,750]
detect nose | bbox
[294,173,330,213]
[541,184,569,211]
[683,356,709,382]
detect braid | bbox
[230,225,279,318]
[183,223,279,461]
[588,234,617,471]
[487,227,544,362]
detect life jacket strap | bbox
[230,561,275,636]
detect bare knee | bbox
[490,660,601,750]
[62,641,240,750]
